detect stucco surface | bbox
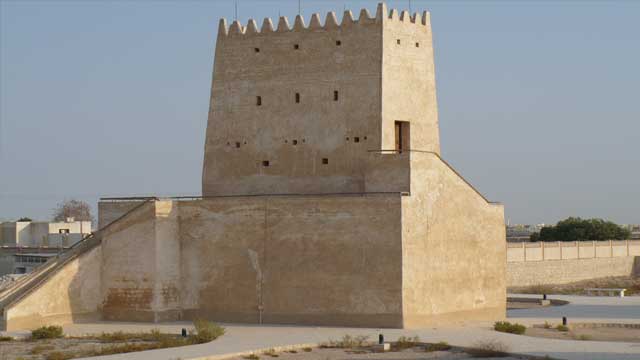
[507,256,639,287]
[401,152,505,327]
[100,202,157,321]
[4,245,102,330]
[179,195,404,327]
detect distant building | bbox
[0,218,91,275]
[506,224,546,242]
[622,224,640,240]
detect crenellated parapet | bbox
[217,2,431,38]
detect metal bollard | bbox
[182,328,187,337]
[379,334,384,344]
[562,317,567,326]
[543,294,547,300]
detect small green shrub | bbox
[322,334,370,348]
[493,321,526,335]
[0,336,12,341]
[425,341,451,352]
[556,324,569,332]
[543,321,552,329]
[32,325,64,340]
[243,354,260,360]
[190,319,225,344]
[575,334,591,341]
[302,347,312,352]
[286,350,297,353]
[394,335,420,350]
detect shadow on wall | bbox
[633,257,640,277]
[66,245,102,325]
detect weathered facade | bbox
[1,3,505,331]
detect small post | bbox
[378,333,384,344]
[562,316,567,326]
[181,328,187,337]
[543,294,547,300]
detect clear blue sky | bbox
[1,0,638,225]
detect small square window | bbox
[295,93,300,103]
[293,139,298,145]
[415,42,420,48]
[322,158,329,164]
[254,47,260,53]
[346,137,350,141]
[235,142,241,148]
[354,137,360,143]
[256,96,262,106]
[294,44,299,50]
[397,39,401,45]
[334,91,339,101]
[262,161,270,167]
[336,40,341,46]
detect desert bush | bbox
[556,324,569,332]
[190,319,225,344]
[575,334,591,341]
[466,339,510,358]
[543,321,552,329]
[32,325,64,340]
[493,321,526,335]
[322,334,370,348]
[302,347,312,352]
[0,336,12,341]
[243,354,260,360]
[394,335,420,350]
[263,348,279,357]
[424,341,451,352]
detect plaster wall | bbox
[381,11,439,153]
[100,202,158,321]
[3,245,102,330]
[400,152,505,327]
[179,195,404,327]
[507,256,639,287]
[203,10,384,197]
[98,200,145,229]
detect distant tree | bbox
[533,217,631,242]
[17,217,32,222]
[529,232,540,242]
[52,199,94,224]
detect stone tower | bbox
[203,3,440,196]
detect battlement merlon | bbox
[216,3,431,39]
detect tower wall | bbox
[382,10,440,153]
[203,8,385,196]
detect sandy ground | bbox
[227,346,527,360]
[525,325,640,343]
[0,337,171,360]
[509,276,640,296]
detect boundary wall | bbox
[507,241,640,287]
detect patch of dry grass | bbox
[465,339,510,358]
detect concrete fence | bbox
[507,240,640,287]
[507,240,640,262]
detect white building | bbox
[0,218,91,275]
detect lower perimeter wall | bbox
[3,245,102,331]
[507,256,640,287]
